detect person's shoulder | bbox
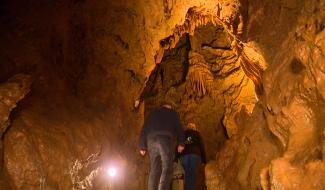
[165,107,179,114]
[147,108,160,118]
[184,129,192,134]
[160,107,177,114]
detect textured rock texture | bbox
[206,0,325,189]
[0,74,31,138]
[0,74,31,189]
[205,105,280,190]
[260,0,325,189]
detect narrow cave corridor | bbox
[1,0,325,190]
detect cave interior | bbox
[1,0,325,190]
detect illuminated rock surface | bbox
[0,74,31,189]
[0,0,324,189]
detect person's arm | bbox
[174,146,179,162]
[139,119,149,155]
[175,113,185,145]
[174,113,185,153]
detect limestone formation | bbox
[0,74,31,189]
[0,74,32,138]
[206,0,325,189]
[260,1,325,188]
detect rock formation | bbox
[206,0,325,189]
[0,74,32,139]
[0,74,31,189]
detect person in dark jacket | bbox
[178,123,206,190]
[139,103,185,190]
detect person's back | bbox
[142,107,181,138]
[139,104,185,190]
[182,129,206,162]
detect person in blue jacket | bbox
[178,123,206,190]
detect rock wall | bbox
[205,105,280,190]
[0,74,31,189]
[207,0,325,189]
[261,0,325,188]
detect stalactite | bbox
[185,52,214,97]
[154,5,267,94]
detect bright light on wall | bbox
[107,167,117,177]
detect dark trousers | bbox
[147,134,175,190]
[180,154,201,190]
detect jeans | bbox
[180,154,201,190]
[147,134,175,190]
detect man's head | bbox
[160,101,174,109]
